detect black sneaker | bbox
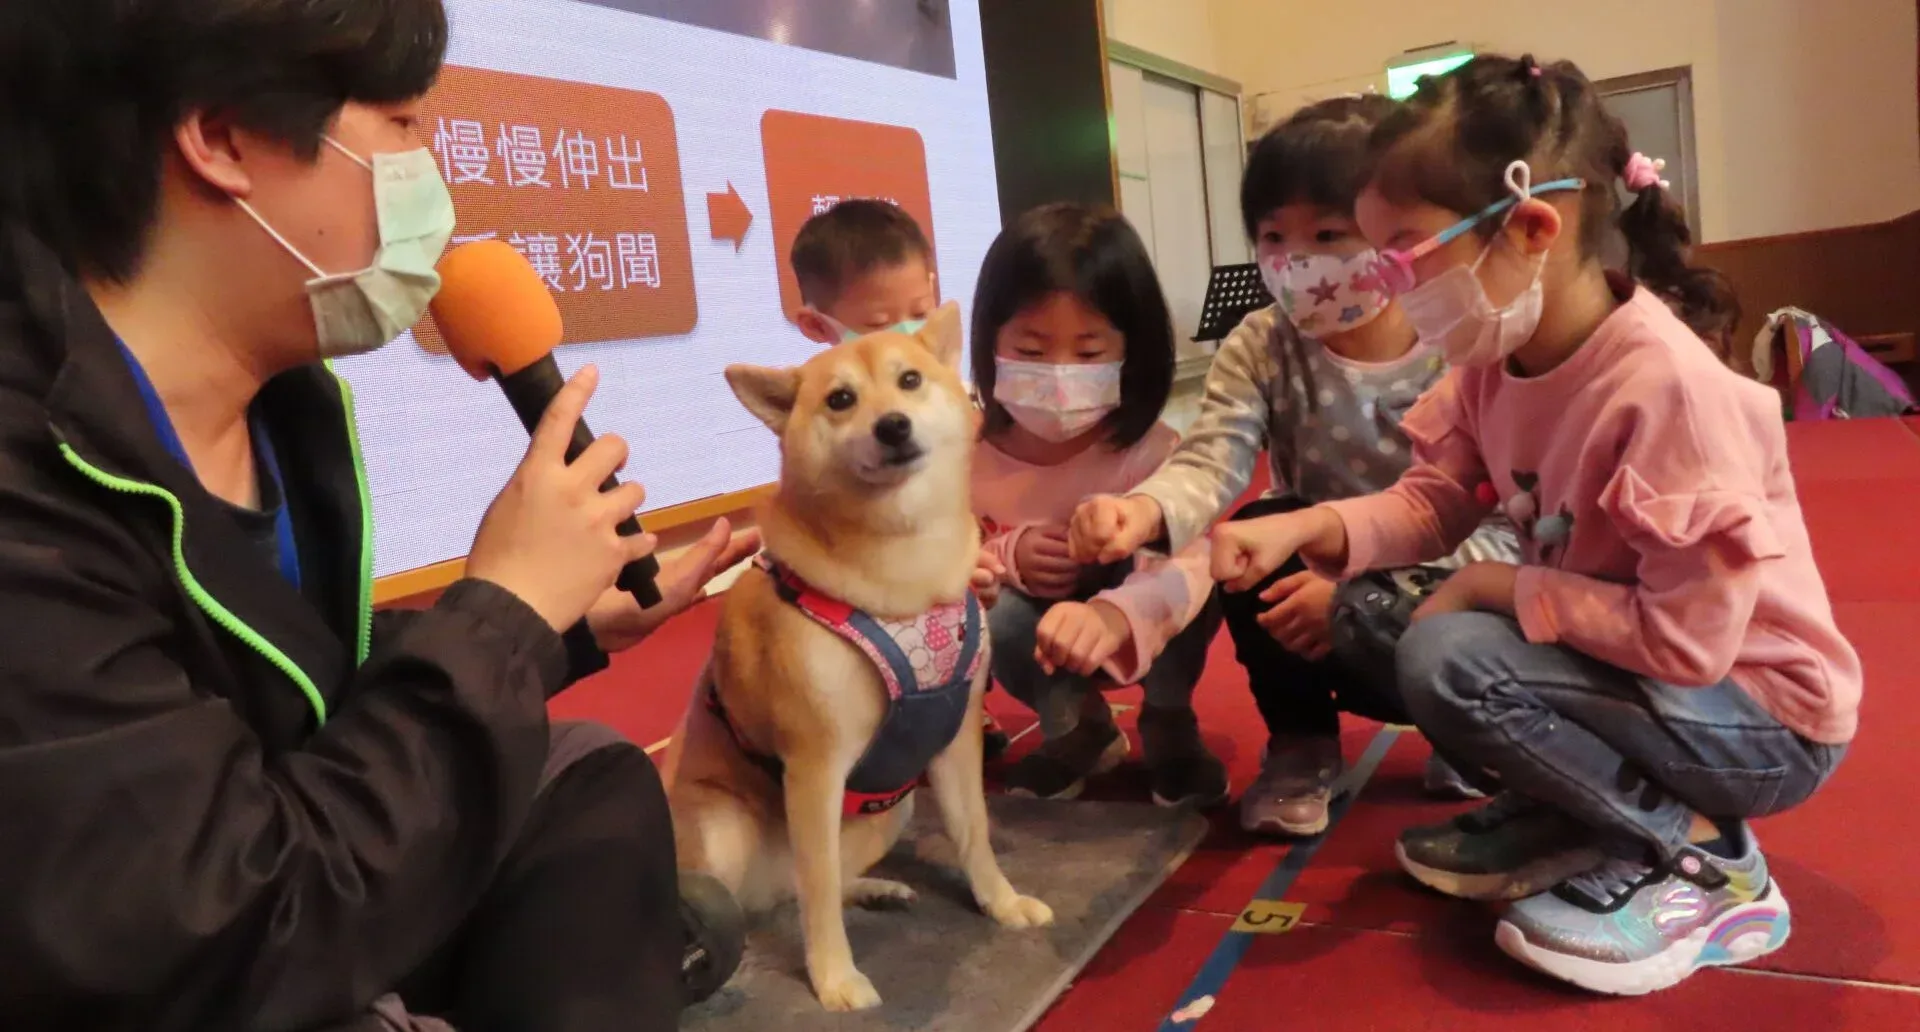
[983,711,1011,762]
[679,871,745,1008]
[1137,705,1228,809]
[1395,794,1606,901]
[1003,720,1127,800]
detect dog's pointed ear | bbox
[914,300,964,368]
[725,364,801,434]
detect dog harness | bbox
[707,555,984,816]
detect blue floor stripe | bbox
[1157,727,1403,1030]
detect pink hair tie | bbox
[1624,152,1670,192]
[1528,66,1543,78]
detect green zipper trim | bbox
[327,362,374,666]
[57,442,329,726]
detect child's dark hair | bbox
[1368,53,1739,347]
[969,203,1174,450]
[1241,93,1400,238]
[790,199,933,309]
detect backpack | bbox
[1751,308,1916,421]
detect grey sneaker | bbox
[1395,795,1606,901]
[1496,828,1789,995]
[1239,735,1344,837]
[1422,753,1489,800]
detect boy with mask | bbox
[0,1,754,1028]
[791,199,940,345]
[1070,96,1518,837]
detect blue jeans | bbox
[1398,613,1845,856]
[989,587,1221,739]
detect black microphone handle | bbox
[495,357,663,609]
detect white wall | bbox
[1103,0,1224,76]
[1210,0,1920,243]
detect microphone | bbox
[429,240,663,608]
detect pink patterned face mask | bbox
[991,358,1124,442]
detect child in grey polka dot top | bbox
[1071,96,1517,837]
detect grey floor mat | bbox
[683,796,1208,1031]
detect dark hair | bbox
[790,199,934,309]
[1241,93,1400,239]
[969,203,1174,449]
[1368,53,1739,347]
[0,0,449,282]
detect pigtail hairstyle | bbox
[1368,53,1739,352]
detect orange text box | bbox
[414,65,697,351]
[761,111,936,324]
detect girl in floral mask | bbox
[1072,95,1517,838]
[971,203,1226,806]
[1211,55,1857,995]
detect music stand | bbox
[1194,262,1272,343]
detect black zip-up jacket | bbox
[0,225,609,1030]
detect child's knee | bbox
[1395,612,1522,720]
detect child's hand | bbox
[1035,600,1131,677]
[1069,494,1164,564]
[1411,561,1519,623]
[971,549,1006,609]
[1256,571,1338,659]
[1014,526,1081,598]
[1210,508,1348,593]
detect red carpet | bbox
[538,418,1920,1029]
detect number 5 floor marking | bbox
[1158,727,1403,1030]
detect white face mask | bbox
[1398,239,1547,368]
[824,314,928,343]
[1261,249,1390,340]
[237,137,456,358]
[992,358,1123,442]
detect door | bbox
[1596,67,1703,263]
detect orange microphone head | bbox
[430,240,563,378]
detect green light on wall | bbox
[1386,52,1474,99]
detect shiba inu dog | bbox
[664,302,1051,1012]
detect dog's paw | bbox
[814,968,882,1012]
[846,877,918,910]
[986,893,1054,929]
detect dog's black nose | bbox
[873,412,914,447]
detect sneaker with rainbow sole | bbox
[1495,826,1789,995]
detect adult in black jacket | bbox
[0,1,756,1029]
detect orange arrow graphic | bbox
[707,182,752,253]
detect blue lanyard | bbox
[116,341,302,591]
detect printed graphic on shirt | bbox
[1506,471,1576,566]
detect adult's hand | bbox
[587,517,763,653]
[466,366,655,632]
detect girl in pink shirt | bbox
[971,203,1224,806]
[1212,54,1858,996]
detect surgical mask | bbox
[823,314,928,343]
[1260,249,1390,339]
[237,138,456,358]
[1400,242,1547,368]
[1369,160,1583,368]
[992,358,1123,442]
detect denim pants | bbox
[989,585,1221,740]
[1398,612,1846,856]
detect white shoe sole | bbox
[1395,841,1606,902]
[1495,883,1792,995]
[1006,730,1128,802]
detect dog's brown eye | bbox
[898,370,923,391]
[826,387,857,411]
